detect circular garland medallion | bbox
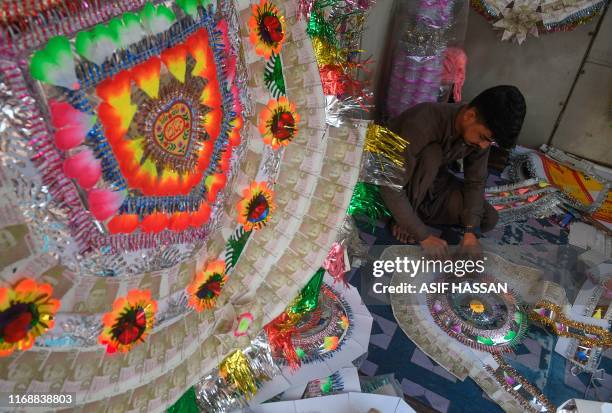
[427,275,527,353]
[274,284,351,365]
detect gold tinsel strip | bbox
[488,354,556,413]
[312,36,346,67]
[530,300,612,348]
[364,124,410,168]
[219,350,258,398]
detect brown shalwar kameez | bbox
[379,102,498,241]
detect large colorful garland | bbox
[0,0,369,410]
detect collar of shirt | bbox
[444,105,470,161]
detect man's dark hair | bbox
[468,85,526,149]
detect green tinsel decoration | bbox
[167,386,199,413]
[264,53,286,98]
[306,11,338,47]
[289,268,325,315]
[347,182,391,230]
[225,227,252,271]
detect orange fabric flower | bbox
[99,289,157,353]
[237,181,275,231]
[0,278,60,357]
[258,97,300,150]
[249,0,286,58]
[187,260,227,312]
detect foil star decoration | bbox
[493,4,541,44]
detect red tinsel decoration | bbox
[264,312,301,370]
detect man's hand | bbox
[419,235,448,258]
[391,223,416,244]
[459,232,482,258]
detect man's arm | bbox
[461,147,489,231]
[379,186,429,242]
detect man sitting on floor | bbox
[380,85,526,256]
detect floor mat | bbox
[348,215,610,413]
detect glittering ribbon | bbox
[304,0,372,109]
[219,350,258,398]
[312,37,345,67]
[347,182,392,229]
[530,300,612,348]
[263,312,301,370]
[289,268,325,315]
[364,124,409,168]
[307,11,338,46]
[323,242,349,286]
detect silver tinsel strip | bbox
[335,215,370,265]
[242,333,281,381]
[262,145,284,186]
[325,95,372,127]
[220,0,254,117]
[485,177,541,193]
[485,178,559,204]
[195,373,243,412]
[358,152,406,191]
[194,333,280,412]
[35,315,102,348]
[496,193,564,225]
[154,293,191,325]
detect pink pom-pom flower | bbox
[87,189,125,221]
[49,100,96,151]
[63,149,102,189]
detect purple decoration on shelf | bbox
[384,0,455,118]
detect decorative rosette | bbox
[187,260,227,312]
[427,276,527,353]
[471,0,608,44]
[249,0,286,58]
[237,182,275,231]
[26,9,242,249]
[0,279,60,357]
[94,36,219,197]
[99,289,157,353]
[258,97,300,149]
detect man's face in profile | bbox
[459,107,494,150]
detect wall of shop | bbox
[548,8,611,165]
[462,6,610,163]
[362,1,610,164]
